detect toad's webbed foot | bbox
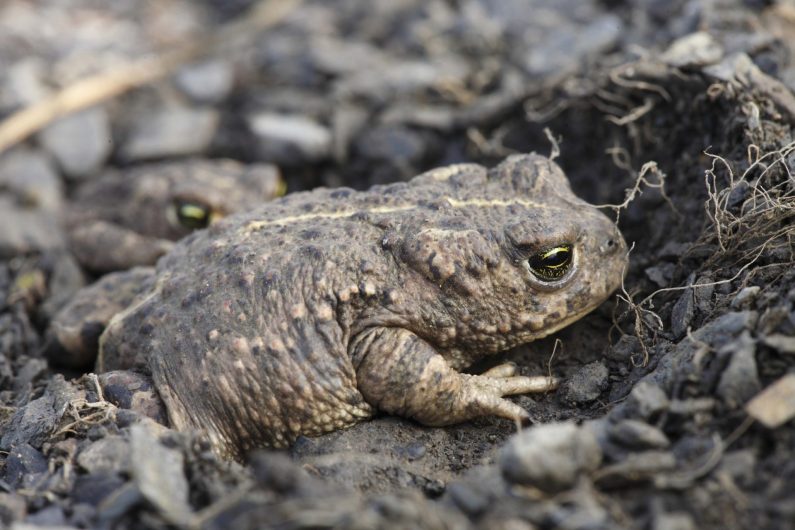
[352,328,558,426]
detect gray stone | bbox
[717,449,756,483]
[716,331,760,408]
[310,38,385,76]
[1,393,59,450]
[0,493,26,525]
[1,376,83,450]
[500,422,602,492]
[38,107,112,180]
[72,472,126,507]
[175,60,235,104]
[745,373,795,428]
[248,112,331,164]
[23,504,66,526]
[693,275,715,313]
[608,420,670,449]
[558,361,609,405]
[3,444,47,489]
[661,32,724,68]
[0,148,63,211]
[523,15,622,77]
[0,198,65,257]
[122,106,219,161]
[446,482,489,516]
[77,436,131,474]
[676,312,758,363]
[670,288,694,339]
[626,381,670,420]
[2,59,49,109]
[644,263,675,288]
[130,424,192,525]
[594,451,676,488]
[762,333,795,354]
[669,398,716,416]
[731,286,761,309]
[652,512,697,530]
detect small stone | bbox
[757,306,792,335]
[500,421,602,492]
[403,442,426,461]
[447,482,489,516]
[523,15,622,77]
[24,504,66,526]
[77,436,131,474]
[652,512,697,530]
[1,376,82,450]
[745,373,795,428]
[670,288,694,339]
[130,424,192,525]
[669,398,716,416]
[3,444,47,489]
[727,180,750,207]
[687,311,758,349]
[175,60,235,104]
[251,451,308,495]
[693,275,714,313]
[594,451,676,488]
[606,335,642,362]
[717,449,756,483]
[608,420,670,449]
[38,107,112,180]
[0,148,63,211]
[0,199,64,257]
[626,381,670,420]
[72,472,126,506]
[354,125,430,167]
[0,394,58,450]
[122,106,219,161]
[716,331,760,408]
[661,32,724,68]
[731,286,761,309]
[248,112,331,165]
[761,333,795,354]
[644,264,675,288]
[0,493,26,525]
[558,361,609,405]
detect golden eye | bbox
[173,200,211,230]
[528,244,573,281]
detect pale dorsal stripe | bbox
[245,196,547,231]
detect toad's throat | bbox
[245,197,550,232]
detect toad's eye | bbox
[173,200,211,230]
[528,244,573,281]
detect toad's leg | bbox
[351,327,558,425]
[45,267,155,368]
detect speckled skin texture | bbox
[86,154,625,459]
[66,159,283,273]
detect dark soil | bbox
[1,1,795,529]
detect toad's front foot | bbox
[352,328,558,426]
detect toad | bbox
[66,159,284,273]
[49,154,627,458]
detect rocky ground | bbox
[1,0,795,528]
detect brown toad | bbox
[66,159,284,273]
[51,154,627,458]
